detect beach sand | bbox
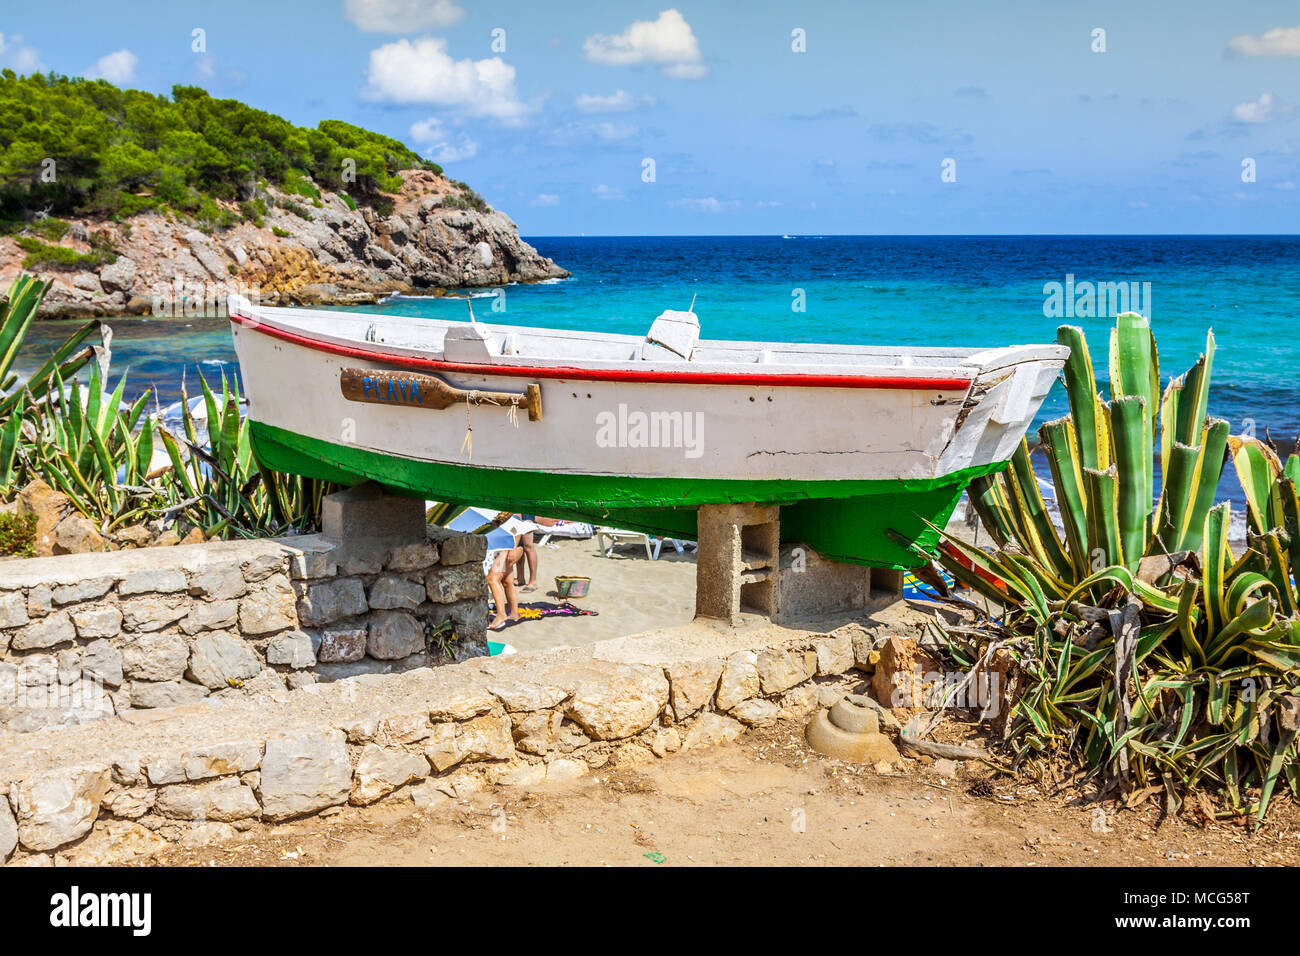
[492,537,698,653]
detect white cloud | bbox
[670,197,739,212]
[363,37,526,122]
[408,117,478,163]
[530,193,559,207]
[344,0,465,32]
[583,9,707,79]
[0,33,42,73]
[593,184,625,201]
[1233,92,1293,123]
[594,121,638,141]
[575,89,657,113]
[1226,26,1300,57]
[86,49,138,85]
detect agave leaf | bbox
[1175,330,1215,448]
[1056,325,1108,471]
[1109,396,1148,568]
[1202,503,1231,638]
[1109,312,1158,520]
[1229,436,1282,536]
[1083,466,1124,570]
[1181,418,1229,553]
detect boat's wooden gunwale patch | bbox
[340,367,542,421]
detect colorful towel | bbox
[902,567,955,602]
[516,601,599,619]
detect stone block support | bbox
[694,503,780,625]
[322,482,427,549]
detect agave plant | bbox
[157,370,336,538]
[909,312,1300,824]
[0,274,110,494]
[17,361,161,530]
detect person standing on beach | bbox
[487,542,523,630]
[514,515,558,592]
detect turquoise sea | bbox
[20,235,1300,507]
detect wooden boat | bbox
[228,295,1067,568]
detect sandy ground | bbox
[146,719,1300,868]
[495,536,697,652]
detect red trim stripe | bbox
[229,312,975,392]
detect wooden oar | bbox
[339,367,542,422]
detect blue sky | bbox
[4,0,1299,234]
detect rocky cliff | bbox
[1,169,568,317]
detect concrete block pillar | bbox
[322,482,427,548]
[694,503,780,625]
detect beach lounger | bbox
[595,526,688,560]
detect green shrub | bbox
[0,512,37,557]
[27,217,69,241]
[240,198,266,226]
[15,236,115,271]
[0,74,440,227]
[340,192,357,211]
[271,225,290,237]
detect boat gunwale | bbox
[239,300,1068,367]
[229,309,984,391]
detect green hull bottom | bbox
[251,422,1004,569]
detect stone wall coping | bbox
[0,538,306,590]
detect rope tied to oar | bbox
[460,389,525,459]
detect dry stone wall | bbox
[0,526,488,734]
[0,622,876,865]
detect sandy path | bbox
[148,720,1300,868]
[496,537,697,652]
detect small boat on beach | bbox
[228,295,1067,568]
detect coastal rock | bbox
[99,256,137,292]
[53,513,104,554]
[812,633,856,676]
[731,698,781,727]
[15,479,68,556]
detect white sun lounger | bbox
[595,526,692,560]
